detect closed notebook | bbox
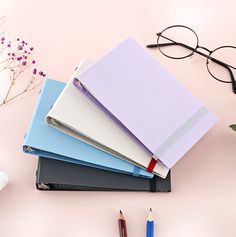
[23,78,152,178]
[36,157,171,192]
[74,37,218,171]
[46,58,169,178]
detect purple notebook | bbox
[73,37,218,170]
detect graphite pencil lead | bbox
[119,210,125,220]
[148,208,154,222]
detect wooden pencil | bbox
[146,208,154,237]
[118,210,128,237]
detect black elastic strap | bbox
[149,175,157,192]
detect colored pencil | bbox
[118,210,128,237]
[146,208,154,237]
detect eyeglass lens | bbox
[157,25,198,59]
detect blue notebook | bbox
[23,79,153,178]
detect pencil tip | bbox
[148,208,154,221]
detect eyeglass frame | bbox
[146,25,236,94]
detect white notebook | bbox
[46,58,169,178]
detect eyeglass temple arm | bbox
[146,43,176,48]
[147,42,196,53]
[211,58,236,93]
[147,33,195,50]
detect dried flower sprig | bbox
[0,35,46,107]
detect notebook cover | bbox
[74,37,218,169]
[23,78,153,178]
[36,156,171,192]
[46,58,169,178]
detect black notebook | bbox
[36,157,171,192]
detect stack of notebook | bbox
[23,37,218,192]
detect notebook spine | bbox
[36,158,51,190]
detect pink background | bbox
[0,0,236,236]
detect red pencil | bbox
[118,210,128,237]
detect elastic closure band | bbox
[147,158,157,173]
[150,176,157,192]
[153,106,208,160]
[132,166,141,177]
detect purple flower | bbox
[22,61,27,66]
[12,53,15,57]
[32,60,36,64]
[7,44,11,47]
[39,71,44,76]
[24,50,27,53]
[17,56,22,61]
[23,55,27,59]
[18,45,23,50]
[43,73,46,77]
[17,38,20,41]
[33,68,37,75]
[30,47,34,51]
[1,37,5,41]
[22,40,25,44]
[7,53,10,56]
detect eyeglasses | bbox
[146,25,236,94]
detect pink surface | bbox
[0,0,236,236]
